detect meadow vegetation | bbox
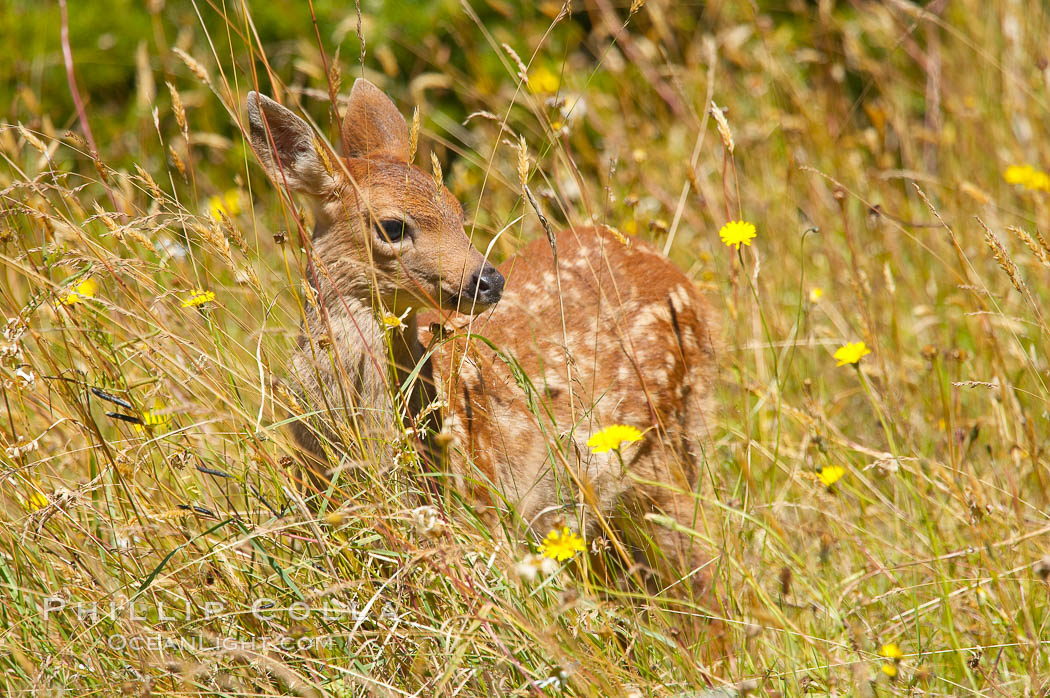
[2,0,1049,694]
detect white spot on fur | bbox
[669,284,692,312]
[630,304,669,333]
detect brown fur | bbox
[246,80,719,595]
[427,226,718,589]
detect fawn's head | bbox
[246,79,503,315]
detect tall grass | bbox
[2,1,1049,695]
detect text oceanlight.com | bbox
[104,634,337,652]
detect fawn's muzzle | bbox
[464,263,505,307]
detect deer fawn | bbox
[246,79,719,596]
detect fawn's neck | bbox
[387,313,432,418]
[305,283,431,424]
[305,226,435,436]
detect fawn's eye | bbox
[375,218,410,243]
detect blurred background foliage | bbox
[5,0,997,270]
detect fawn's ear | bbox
[340,78,411,162]
[246,92,334,195]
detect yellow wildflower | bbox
[26,490,49,512]
[808,287,823,303]
[134,408,170,432]
[62,277,98,305]
[381,308,411,332]
[1004,164,1035,185]
[881,663,898,678]
[880,643,904,660]
[818,465,846,488]
[539,527,585,562]
[586,424,643,454]
[1027,170,1050,191]
[181,290,216,308]
[207,189,242,221]
[142,411,169,427]
[718,220,757,249]
[833,341,871,366]
[528,66,560,94]
[1004,164,1050,192]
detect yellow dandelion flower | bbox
[586,424,643,454]
[62,277,98,305]
[539,527,585,562]
[143,412,169,427]
[808,287,823,303]
[134,408,171,432]
[833,341,871,367]
[528,66,560,94]
[880,643,904,660]
[1004,164,1050,192]
[1027,170,1050,192]
[1004,164,1035,185]
[181,290,216,308]
[881,663,898,678]
[207,189,242,221]
[25,491,49,512]
[818,465,846,488]
[719,220,757,249]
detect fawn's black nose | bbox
[466,263,505,306]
